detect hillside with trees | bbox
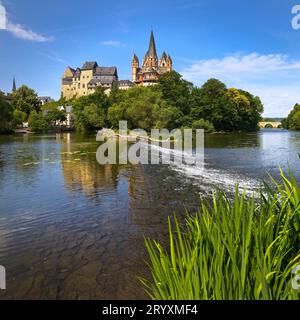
[0,71,264,134]
[73,71,264,133]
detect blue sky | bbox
[0,0,300,116]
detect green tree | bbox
[108,86,174,131]
[11,85,40,118]
[191,79,239,131]
[28,111,48,133]
[12,109,27,127]
[157,71,193,116]
[190,80,263,132]
[83,103,106,129]
[283,104,300,130]
[45,109,67,127]
[0,92,13,133]
[192,119,215,133]
[235,89,263,131]
[72,88,109,131]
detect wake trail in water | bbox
[145,143,261,195]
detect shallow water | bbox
[0,129,299,299]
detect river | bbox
[0,129,299,299]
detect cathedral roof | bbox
[146,31,158,60]
[95,67,118,76]
[132,54,139,62]
[82,61,98,70]
[160,51,167,60]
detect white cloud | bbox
[100,40,124,46]
[180,53,300,117]
[0,2,6,29]
[0,2,54,42]
[245,84,300,117]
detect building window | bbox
[82,84,85,88]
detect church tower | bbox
[12,77,16,92]
[144,30,158,69]
[132,31,172,85]
[132,54,139,82]
[166,54,173,72]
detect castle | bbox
[61,31,171,100]
[61,62,120,100]
[132,31,172,85]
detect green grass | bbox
[141,167,300,300]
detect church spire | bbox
[12,77,16,92]
[147,30,158,60]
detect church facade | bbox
[132,31,172,86]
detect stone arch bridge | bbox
[259,121,282,129]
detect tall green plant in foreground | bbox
[141,168,300,300]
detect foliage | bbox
[108,86,176,130]
[11,85,40,118]
[28,110,48,133]
[192,119,215,133]
[2,73,263,133]
[72,88,109,131]
[141,168,300,300]
[157,71,193,115]
[106,73,263,132]
[12,109,27,127]
[190,83,263,132]
[283,104,300,130]
[0,92,14,133]
[45,109,67,125]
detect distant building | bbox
[61,61,118,100]
[58,105,75,128]
[38,96,54,105]
[117,80,135,90]
[132,31,172,86]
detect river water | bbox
[0,129,299,299]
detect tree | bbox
[28,110,48,133]
[45,109,67,127]
[235,89,263,131]
[192,119,215,133]
[0,92,13,133]
[83,103,106,129]
[11,85,40,118]
[191,79,238,131]
[283,104,300,130]
[190,80,263,132]
[157,71,193,116]
[12,109,27,127]
[72,88,109,131]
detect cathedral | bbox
[132,31,172,86]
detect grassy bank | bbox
[141,168,300,300]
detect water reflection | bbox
[0,130,299,299]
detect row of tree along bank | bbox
[282,104,300,130]
[1,71,264,134]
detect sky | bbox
[0,0,300,117]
